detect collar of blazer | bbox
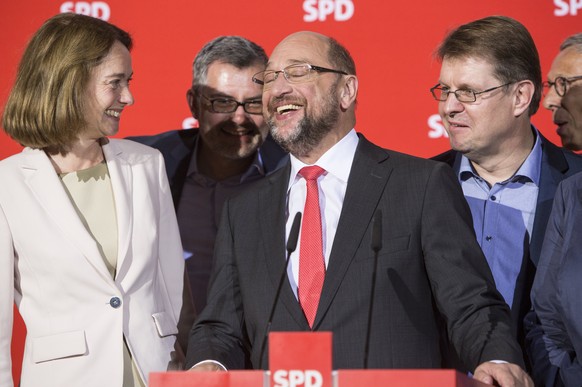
[20,141,135,285]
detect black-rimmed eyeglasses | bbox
[430,82,514,103]
[543,75,582,97]
[252,63,348,89]
[201,95,263,115]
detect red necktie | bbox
[298,166,326,328]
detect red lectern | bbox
[337,370,486,387]
[149,332,488,387]
[149,371,264,387]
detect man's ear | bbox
[187,88,200,119]
[339,75,358,111]
[513,80,535,117]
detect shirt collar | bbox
[458,125,542,186]
[288,129,358,189]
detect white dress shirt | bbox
[286,129,359,298]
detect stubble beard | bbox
[268,87,340,158]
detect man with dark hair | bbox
[431,16,582,365]
[129,36,286,312]
[542,32,582,151]
[186,30,532,386]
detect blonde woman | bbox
[0,13,192,387]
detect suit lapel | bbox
[261,162,311,328]
[314,136,392,328]
[102,140,133,278]
[531,135,570,266]
[22,148,114,282]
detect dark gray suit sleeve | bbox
[421,162,524,371]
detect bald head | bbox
[276,31,329,52]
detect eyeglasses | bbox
[201,95,263,115]
[430,82,514,103]
[252,63,348,89]
[543,75,582,97]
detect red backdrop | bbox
[2,0,581,384]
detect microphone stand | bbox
[364,210,382,369]
[258,212,302,369]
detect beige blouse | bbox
[59,161,145,387]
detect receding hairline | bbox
[268,32,338,66]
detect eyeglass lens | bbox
[209,98,262,114]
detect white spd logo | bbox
[60,2,111,21]
[303,0,354,22]
[554,0,582,16]
[273,370,323,387]
[427,114,449,139]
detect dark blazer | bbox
[526,173,582,387]
[186,134,523,371]
[433,133,582,349]
[127,129,287,207]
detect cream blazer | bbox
[0,139,186,387]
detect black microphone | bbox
[364,210,382,369]
[258,212,302,369]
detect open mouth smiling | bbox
[105,109,121,118]
[276,104,301,115]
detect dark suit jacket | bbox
[526,173,582,387]
[127,129,287,207]
[432,133,582,351]
[186,134,523,371]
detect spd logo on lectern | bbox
[273,369,323,387]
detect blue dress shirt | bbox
[455,133,542,308]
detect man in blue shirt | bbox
[431,16,582,369]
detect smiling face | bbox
[262,32,345,159]
[189,62,268,161]
[543,46,582,151]
[438,56,524,162]
[82,41,134,140]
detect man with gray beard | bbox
[267,76,340,156]
[185,31,532,386]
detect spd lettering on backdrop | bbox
[2,1,581,384]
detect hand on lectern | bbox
[473,361,533,387]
